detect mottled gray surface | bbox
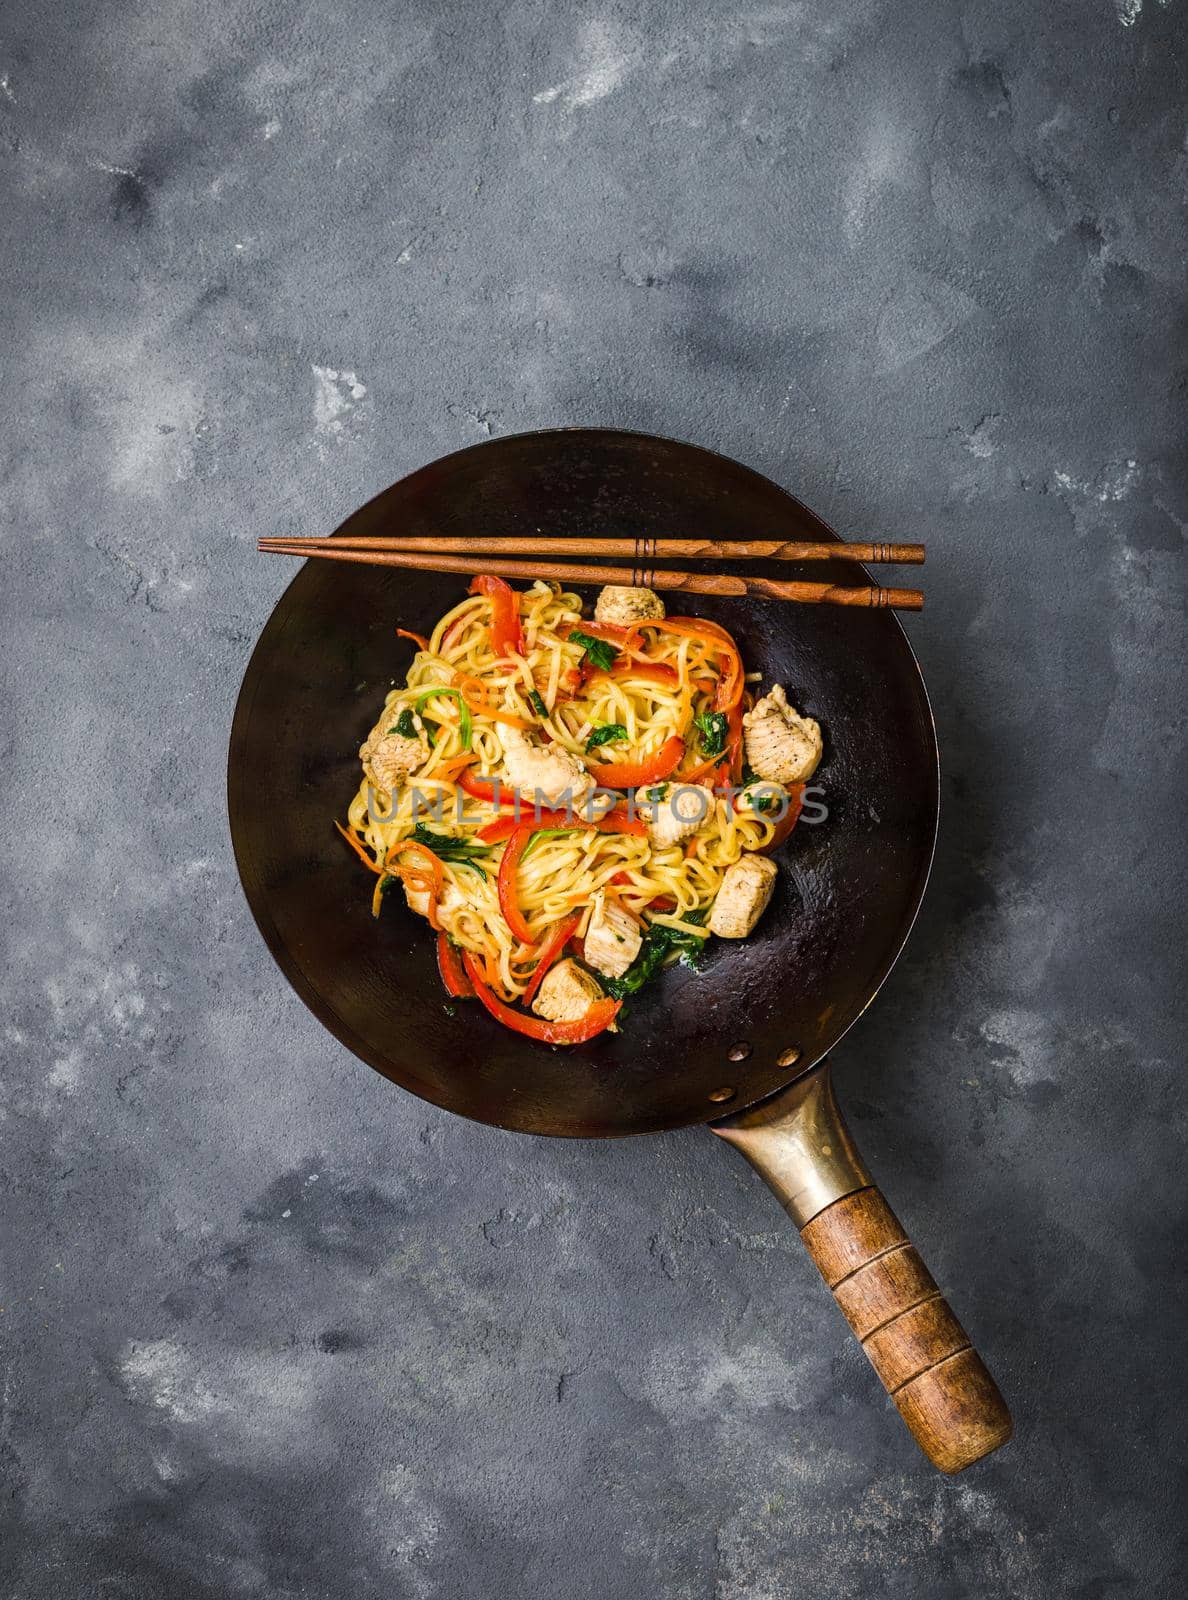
[2,0,1185,1595]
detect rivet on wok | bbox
[777,1047,801,1068]
[727,1042,751,1062]
[708,1086,735,1102]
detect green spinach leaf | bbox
[569,628,618,673]
[693,710,729,758]
[586,723,628,753]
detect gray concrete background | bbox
[2,1,1185,1595]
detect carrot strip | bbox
[335,820,382,874]
[397,627,430,650]
[451,671,534,728]
[387,840,444,929]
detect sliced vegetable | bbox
[462,951,621,1044]
[725,700,744,781]
[397,627,430,650]
[588,661,679,689]
[497,824,537,945]
[567,619,640,646]
[586,723,628,753]
[528,689,549,718]
[568,627,618,673]
[388,709,419,738]
[477,808,646,844]
[590,734,685,790]
[335,820,381,873]
[469,573,525,656]
[458,768,515,808]
[414,687,473,749]
[410,824,491,865]
[601,909,709,1000]
[432,754,479,782]
[759,784,805,853]
[521,912,583,1007]
[436,932,475,997]
[693,710,729,758]
[452,672,534,729]
[386,840,445,929]
[520,828,578,860]
[647,618,743,711]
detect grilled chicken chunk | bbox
[636,782,713,848]
[708,854,778,938]
[360,707,429,794]
[583,889,643,980]
[402,875,465,923]
[501,727,595,810]
[532,958,605,1022]
[734,779,790,821]
[593,585,666,626]
[742,684,822,785]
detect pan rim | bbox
[228,427,940,1139]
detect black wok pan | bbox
[228,428,1011,1472]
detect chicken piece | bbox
[402,875,465,923]
[360,706,429,794]
[501,727,595,811]
[594,584,666,626]
[583,889,643,980]
[742,684,822,785]
[636,782,713,848]
[735,779,789,821]
[531,957,605,1023]
[708,854,778,939]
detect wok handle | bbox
[711,1062,1012,1473]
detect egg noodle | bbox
[340,579,795,1022]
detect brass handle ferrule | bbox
[710,1061,869,1227]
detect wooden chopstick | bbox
[257,539,924,611]
[258,534,924,564]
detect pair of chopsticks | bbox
[257,534,926,611]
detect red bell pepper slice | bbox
[457,768,516,808]
[589,734,685,790]
[436,932,474,997]
[564,620,642,648]
[758,784,806,853]
[646,617,744,710]
[469,574,525,656]
[587,661,679,689]
[497,824,537,945]
[477,808,646,844]
[521,912,582,1007]
[461,951,620,1044]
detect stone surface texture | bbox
[1,1,1185,1595]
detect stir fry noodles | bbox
[338,577,823,1043]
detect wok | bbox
[228,428,1011,1472]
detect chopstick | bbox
[258,534,924,564]
[257,539,924,611]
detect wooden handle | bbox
[800,1187,1012,1472]
[712,1065,1011,1472]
